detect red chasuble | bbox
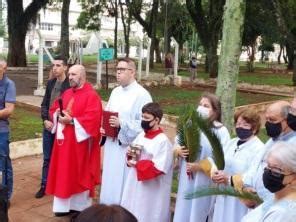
[46,83,102,198]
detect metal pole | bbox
[34,30,45,96]
[146,38,151,77]
[96,33,102,88]
[138,40,143,81]
[106,60,109,89]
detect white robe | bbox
[173,125,230,222]
[242,131,296,201]
[121,131,173,222]
[241,198,296,222]
[100,81,152,205]
[212,136,264,222]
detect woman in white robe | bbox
[173,93,230,222]
[242,141,296,222]
[211,108,264,222]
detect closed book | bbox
[102,110,119,139]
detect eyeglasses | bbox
[116,67,133,72]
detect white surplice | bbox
[212,136,264,222]
[100,81,152,205]
[121,131,173,222]
[173,124,230,222]
[242,198,296,222]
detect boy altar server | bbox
[121,102,173,222]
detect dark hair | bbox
[75,204,138,222]
[117,57,136,70]
[200,92,222,124]
[234,108,261,135]
[142,102,163,121]
[54,55,67,65]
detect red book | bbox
[102,110,119,139]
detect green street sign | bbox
[99,48,114,61]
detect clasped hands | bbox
[57,109,73,124]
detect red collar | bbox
[144,128,163,139]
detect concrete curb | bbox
[10,138,42,160]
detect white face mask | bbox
[196,106,210,119]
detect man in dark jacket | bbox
[35,57,70,198]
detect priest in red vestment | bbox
[46,64,102,217]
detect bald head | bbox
[266,101,290,119]
[68,65,87,89]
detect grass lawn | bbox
[10,106,42,142]
[98,85,285,116]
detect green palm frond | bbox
[195,113,225,170]
[177,106,201,162]
[185,186,263,204]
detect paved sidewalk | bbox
[9,155,70,222]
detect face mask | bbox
[262,168,285,193]
[141,119,154,131]
[287,113,296,131]
[235,127,253,140]
[196,106,210,119]
[265,121,282,138]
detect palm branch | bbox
[195,113,225,170]
[177,106,201,162]
[185,186,263,204]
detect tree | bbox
[7,0,49,66]
[270,0,296,85]
[119,0,132,57]
[186,0,225,78]
[126,0,160,67]
[216,0,246,130]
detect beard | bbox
[70,79,81,88]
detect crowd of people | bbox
[1,56,296,222]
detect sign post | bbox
[99,48,114,89]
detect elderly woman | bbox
[242,141,296,222]
[173,92,230,222]
[211,108,264,222]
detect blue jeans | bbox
[40,128,55,187]
[0,132,13,199]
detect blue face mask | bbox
[235,127,253,140]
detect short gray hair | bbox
[281,105,290,118]
[267,141,296,173]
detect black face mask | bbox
[287,113,296,131]
[235,127,253,140]
[141,119,154,131]
[262,168,285,193]
[265,121,282,138]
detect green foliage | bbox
[177,105,201,162]
[195,114,225,170]
[76,0,104,31]
[185,185,263,204]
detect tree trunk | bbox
[286,43,294,70]
[283,46,288,63]
[149,0,159,68]
[7,0,49,67]
[60,0,71,61]
[247,42,255,72]
[293,54,296,86]
[216,0,246,131]
[207,43,219,78]
[155,38,161,63]
[278,44,283,64]
[7,31,26,66]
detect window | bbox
[40,23,54,31]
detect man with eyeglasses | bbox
[100,57,152,205]
[232,101,296,210]
[35,56,70,199]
